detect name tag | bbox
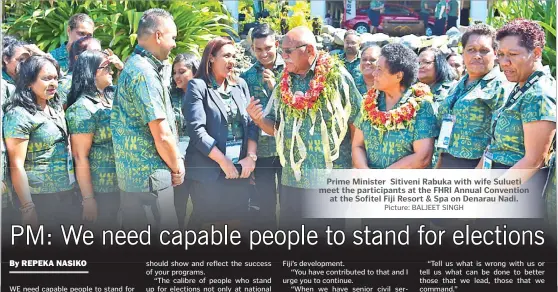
[67,144,76,185]
[482,150,493,169]
[226,140,242,164]
[436,114,456,149]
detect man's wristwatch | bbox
[248,152,258,162]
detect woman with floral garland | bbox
[352,43,438,169]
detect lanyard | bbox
[447,77,481,112]
[219,91,239,141]
[490,71,544,140]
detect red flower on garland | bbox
[280,51,333,112]
[362,83,432,131]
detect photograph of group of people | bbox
[1,8,555,238]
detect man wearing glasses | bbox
[246,26,362,231]
[111,9,184,232]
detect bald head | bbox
[281,26,318,75]
[284,26,317,47]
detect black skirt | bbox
[492,162,550,196]
[368,9,381,27]
[438,153,481,169]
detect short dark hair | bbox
[68,13,94,30]
[380,43,418,89]
[344,30,358,40]
[137,8,174,39]
[251,23,275,41]
[461,23,498,50]
[69,36,101,72]
[419,47,456,84]
[7,55,61,113]
[496,18,546,51]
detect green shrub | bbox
[487,0,556,76]
[256,1,314,35]
[3,0,236,60]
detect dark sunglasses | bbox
[278,44,308,55]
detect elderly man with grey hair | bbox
[111,8,184,231]
[246,26,362,230]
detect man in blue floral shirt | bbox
[49,13,94,73]
[111,9,184,231]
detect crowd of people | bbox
[1,9,556,236]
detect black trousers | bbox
[120,187,177,232]
[189,176,251,231]
[279,186,344,236]
[2,192,20,243]
[420,12,430,34]
[473,161,549,239]
[253,156,282,230]
[434,18,446,35]
[82,191,121,235]
[174,178,191,230]
[447,16,458,29]
[22,190,81,245]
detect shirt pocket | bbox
[27,172,44,189]
[148,169,172,194]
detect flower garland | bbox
[264,52,350,182]
[279,51,334,115]
[362,83,433,132]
